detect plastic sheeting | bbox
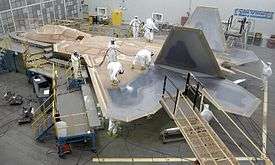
[155,27,224,78]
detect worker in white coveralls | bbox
[261,61,272,81]
[200,104,214,123]
[107,61,124,85]
[131,49,154,70]
[130,16,141,38]
[144,18,159,42]
[108,118,118,136]
[71,51,81,79]
[107,38,118,63]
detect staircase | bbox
[22,42,49,69]
[25,52,49,69]
[160,73,238,165]
[32,96,54,141]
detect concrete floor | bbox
[0,45,274,165]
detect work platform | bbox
[55,67,100,134]
[53,67,99,153]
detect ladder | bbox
[160,73,238,165]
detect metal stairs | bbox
[31,96,54,141]
[22,42,49,69]
[160,73,239,165]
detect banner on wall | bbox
[234,8,274,20]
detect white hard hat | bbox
[135,16,138,18]
[267,62,272,66]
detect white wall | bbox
[192,0,275,37]
[88,0,275,37]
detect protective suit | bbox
[262,61,272,81]
[132,49,154,69]
[200,104,214,123]
[144,18,159,42]
[107,61,124,84]
[130,16,141,38]
[108,118,118,136]
[107,39,118,63]
[71,52,80,79]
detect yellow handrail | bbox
[33,94,53,115]
[32,102,53,127]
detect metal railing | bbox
[162,75,179,115]
[31,96,54,137]
[162,73,204,115]
[161,73,238,165]
[52,63,89,137]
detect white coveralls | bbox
[71,53,80,79]
[107,41,118,63]
[262,61,272,81]
[132,49,153,69]
[108,118,118,136]
[144,18,159,42]
[130,18,141,38]
[107,61,124,84]
[200,104,214,123]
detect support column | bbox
[0,15,6,34]
[64,0,67,20]
[262,79,268,156]
[8,0,17,32]
[40,2,45,25]
[24,0,31,30]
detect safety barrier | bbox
[31,100,54,140]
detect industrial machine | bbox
[160,127,184,144]
[18,106,34,125]
[96,7,109,24]
[3,91,24,105]
[31,75,51,102]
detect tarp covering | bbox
[155,27,224,78]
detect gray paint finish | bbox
[81,84,101,127]
[156,27,224,78]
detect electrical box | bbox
[112,10,123,26]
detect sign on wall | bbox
[234,8,274,20]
